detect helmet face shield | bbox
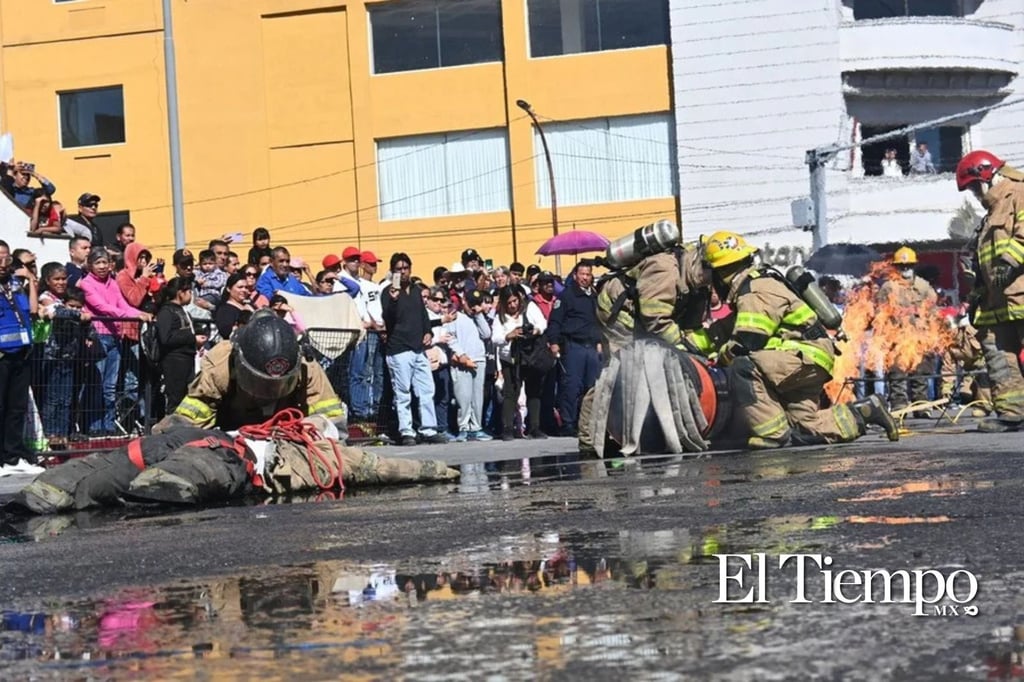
[233,345,301,401]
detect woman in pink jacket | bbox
[79,248,153,435]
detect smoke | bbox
[825,261,955,404]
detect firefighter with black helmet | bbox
[704,231,899,449]
[157,309,346,433]
[955,150,1024,432]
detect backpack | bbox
[140,322,161,365]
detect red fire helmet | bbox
[956,150,1005,191]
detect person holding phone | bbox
[381,252,447,446]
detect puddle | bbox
[838,479,996,503]
[846,515,953,525]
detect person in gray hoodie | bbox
[446,288,493,442]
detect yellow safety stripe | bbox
[978,238,1024,266]
[834,404,861,440]
[686,328,715,354]
[993,389,1024,410]
[751,411,789,438]
[638,299,675,316]
[781,303,815,327]
[765,338,835,373]
[735,311,778,336]
[310,397,346,420]
[175,397,215,425]
[1016,210,1024,223]
[974,302,1024,326]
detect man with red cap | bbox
[349,250,386,421]
[320,249,361,300]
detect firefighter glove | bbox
[991,262,1017,290]
[718,340,748,366]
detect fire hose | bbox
[237,408,346,493]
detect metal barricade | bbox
[29,316,153,460]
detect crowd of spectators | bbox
[0,154,623,470]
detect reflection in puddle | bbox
[846,515,952,525]
[0,516,848,678]
[838,479,995,503]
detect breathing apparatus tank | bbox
[785,265,843,331]
[602,220,681,271]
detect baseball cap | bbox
[289,257,306,269]
[360,251,381,264]
[461,248,482,264]
[78,193,101,206]
[538,270,555,282]
[342,246,361,261]
[526,264,541,278]
[322,254,342,269]
[173,248,194,266]
[449,262,466,273]
[466,289,485,307]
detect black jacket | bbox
[381,283,431,356]
[545,279,601,346]
[156,303,196,361]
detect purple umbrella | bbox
[536,231,610,256]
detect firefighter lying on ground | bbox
[13,311,458,513]
[875,246,940,418]
[703,231,900,449]
[955,149,1024,432]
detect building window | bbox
[534,114,677,207]
[370,0,503,74]
[58,86,125,148]
[853,0,965,20]
[860,125,964,175]
[527,0,668,58]
[861,126,910,176]
[377,129,511,220]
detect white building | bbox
[670,0,1024,269]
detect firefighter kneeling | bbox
[704,231,900,449]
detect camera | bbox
[521,322,535,336]
[21,162,34,173]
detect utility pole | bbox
[162,0,186,249]
[804,97,1024,252]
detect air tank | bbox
[785,265,843,330]
[602,220,681,270]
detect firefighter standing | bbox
[596,243,716,355]
[955,150,1024,432]
[704,231,899,449]
[875,246,939,417]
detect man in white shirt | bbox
[881,148,903,178]
[349,250,385,422]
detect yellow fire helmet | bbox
[703,231,758,269]
[893,246,917,265]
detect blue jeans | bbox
[349,332,383,421]
[42,358,74,438]
[386,350,438,437]
[90,335,121,433]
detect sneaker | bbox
[452,431,469,443]
[422,432,449,445]
[501,432,515,441]
[527,430,548,440]
[400,435,418,446]
[8,459,44,475]
[468,431,492,442]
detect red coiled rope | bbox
[237,408,345,493]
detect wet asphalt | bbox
[1,419,1024,680]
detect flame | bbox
[825,261,955,404]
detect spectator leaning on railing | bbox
[0,161,55,212]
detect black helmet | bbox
[232,309,301,401]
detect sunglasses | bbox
[431,297,447,303]
[244,271,258,277]
[84,203,99,209]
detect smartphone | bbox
[224,232,244,244]
[154,262,164,274]
[22,162,34,173]
[484,258,494,270]
[390,271,402,290]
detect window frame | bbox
[56,84,127,151]
[368,0,504,76]
[525,0,670,61]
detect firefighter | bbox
[596,242,716,355]
[704,231,899,449]
[156,309,346,433]
[955,150,1024,432]
[875,246,939,418]
[941,310,992,417]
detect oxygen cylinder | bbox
[603,220,681,270]
[785,266,843,330]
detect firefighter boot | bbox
[127,468,200,505]
[977,416,1023,433]
[851,395,900,442]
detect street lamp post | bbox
[516,99,560,273]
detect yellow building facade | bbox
[0,0,676,272]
